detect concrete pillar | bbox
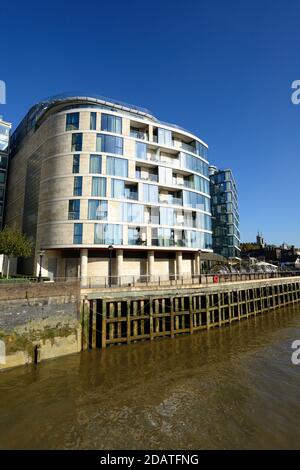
[176,251,183,278]
[80,248,88,286]
[116,249,123,285]
[148,250,155,280]
[195,252,201,275]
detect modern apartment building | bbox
[0,117,11,228]
[209,166,241,260]
[5,94,213,282]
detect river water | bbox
[1,304,300,450]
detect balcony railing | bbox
[128,238,147,246]
[125,192,138,201]
[130,130,148,140]
[68,212,80,220]
[159,196,183,206]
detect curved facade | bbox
[5,94,212,282]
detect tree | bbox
[0,227,32,278]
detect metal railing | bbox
[79,271,300,289]
[0,271,299,288]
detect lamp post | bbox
[198,249,202,277]
[38,249,45,283]
[108,245,113,287]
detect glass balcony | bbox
[68,211,80,220]
[130,129,148,140]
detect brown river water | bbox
[1,304,300,450]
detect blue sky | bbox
[1,0,300,245]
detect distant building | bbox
[209,166,241,260]
[0,117,11,229]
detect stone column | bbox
[80,248,88,287]
[116,249,123,286]
[148,250,155,281]
[176,251,183,279]
[195,252,201,275]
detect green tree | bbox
[0,227,32,278]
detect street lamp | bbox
[198,249,202,277]
[108,245,113,287]
[38,249,45,283]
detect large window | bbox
[94,224,122,244]
[111,180,137,200]
[88,200,108,220]
[121,203,144,223]
[181,152,209,177]
[0,155,8,169]
[142,183,158,204]
[195,141,208,159]
[68,200,80,220]
[73,223,83,244]
[182,190,210,212]
[66,113,79,131]
[89,154,102,174]
[152,228,175,247]
[72,154,80,173]
[101,114,122,134]
[90,112,97,130]
[96,134,123,154]
[157,128,172,146]
[159,207,174,225]
[0,124,9,151]
[71,133,82,151]
[194,175,210,194]
[159,166,172,185]
[91,177,106,197]
[106,156,128,177]
[73,176,82,196]
[136,142,147,160]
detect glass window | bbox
[101,114,122,134]
[91,177,106,197]
[143,184,158,204]
[111,179,124,198]
[73,176,82,196]
[68,199,80,220]
[66,113,79,131]
[72,154,80,173]
[0,155,7,169]
[88,200,108,220]
[73,223,83,244]
[136,142,147,160]
[89,154,102,174]
[159,207,174,225]
[195,141,208,159]
[71,133,82,151]
[0,171,5,183]
[90,112,97,130]
[157,128,172,146]
[158,166,172,185]
[94,224,123,244]
[121,203,144,223]
[0,124,9,151]
[181,152,209,177]
[96,134,123,154]
[106,156,128,177]
[183,190,210,211]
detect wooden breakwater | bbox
[80,277,300,349]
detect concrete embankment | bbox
[0,276,300,370]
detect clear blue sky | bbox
[1,0,300,245]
